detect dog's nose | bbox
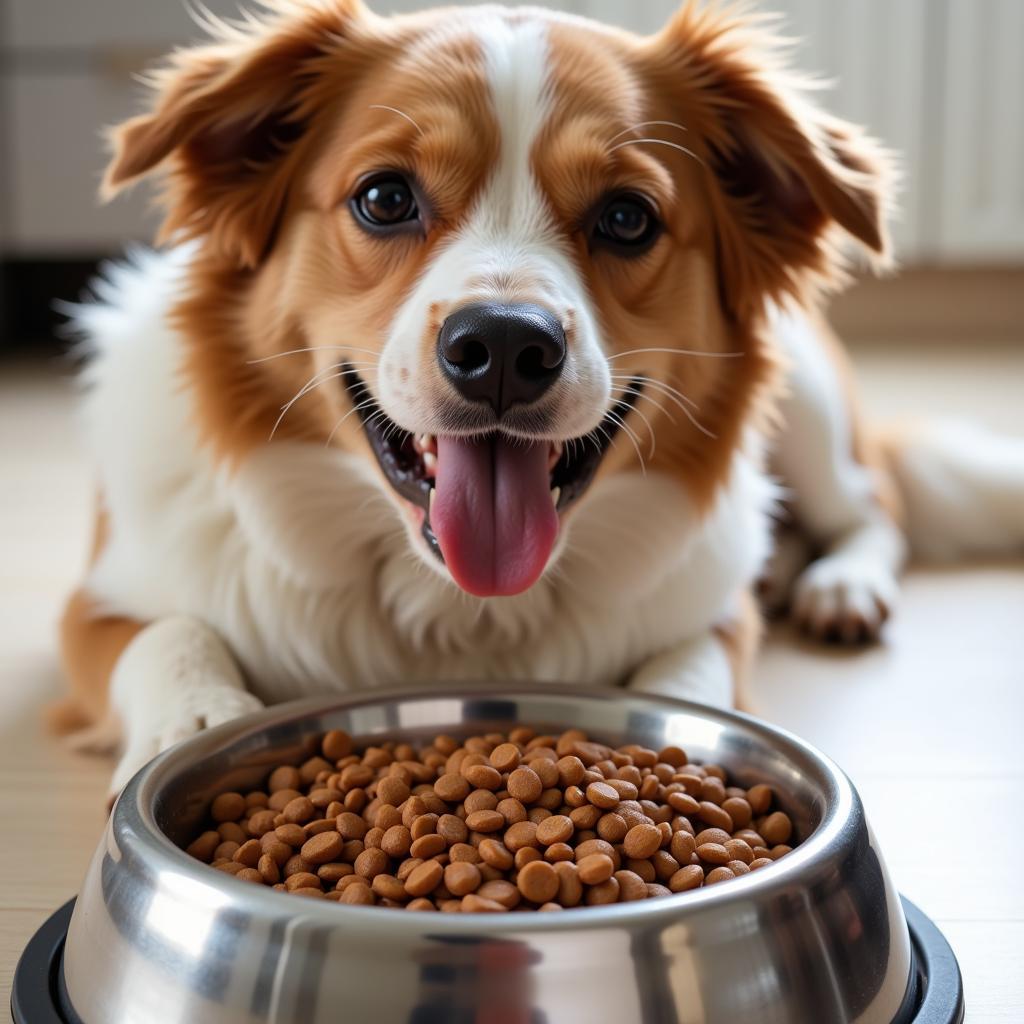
[437,302,566,415]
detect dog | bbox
[52,0,1024,796]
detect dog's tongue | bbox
[432,435,558,597]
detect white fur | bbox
[377,15,610,444]
[888,419,1024,561]
[769,304,906,639]
[628,631,735,706]
[109,616,263,795]
[76,248,775,781]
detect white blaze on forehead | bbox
[474,16,555,248]
[378,12,611,440]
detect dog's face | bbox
[105,1,888,598]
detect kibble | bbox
[185,724,799,910]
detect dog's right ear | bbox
[103,0,365,267]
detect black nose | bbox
[437,302,566,416]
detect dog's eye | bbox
[352,175,418,229]
[593,194,660,251]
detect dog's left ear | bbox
[103,1,365,267]
[653,5,893,314]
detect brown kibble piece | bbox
[282,796,315,824]
[477,879,522,909]
[503,820,539,852]
[535,815,573,846]
[478,839,515,870]
[185,722,800,911]
[585,781,620,809]
[761,812,793,846]
[340,883,375,905]
[622,823,661,860]
[257,854,280,885]
[697,801,733,831]
[577,852,615,885]
[705,866,736,885]
[747,783,772,815]
[584,877,620,905]
[444,861,482,896]
[187,831,221,863]
[404,860,444,898]
[410,833,446,859]
[321,729,353,761]
[211,792,246,823]
[614,870,649,902]
[696,843,730,865]
[507,766,543,803]
[433,773,471,802]
[489,743,521,772]
[517,860,559,904]
[462,894,507,913]
[301,832,344,865]
[354,847,389,880]
[669,865,705,892]
[377,776,411,807]
[465,809,505,833]
[381,825,413,858]
[722,797,752,829]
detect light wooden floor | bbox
[2,342,1022,1020]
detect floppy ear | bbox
[103,1,363,267]
[654,5,894,315]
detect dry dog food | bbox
[184,727,797,910]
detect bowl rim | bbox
[118,685,858,934]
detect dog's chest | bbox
[133,443,766,702]
[79,251,774,699]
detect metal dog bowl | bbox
[13,687,965,1023]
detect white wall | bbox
[2,0,1021,262]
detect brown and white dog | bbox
[54,1,1024,794]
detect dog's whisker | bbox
[609,385,678,427]
[607,137,704,166]
[248,346,383,364]
[610,375,716,438]
[369,104,426,137]
[270,366,345,441]
[610,374,700,412]
[325,395,381,447]
[607,119,690,146]
[607,347,742,361]
[591,423,619,462]
[270,365,379,441]
[606,391,659,459]
[603,409,647,475]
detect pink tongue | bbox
[431,435,558,597]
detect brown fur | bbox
[51,506,145,735]
[715,590,762,714]
[61,1,893,730]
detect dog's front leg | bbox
[109,616,263,797]
[627,631,737,709]
[770,309,906,643]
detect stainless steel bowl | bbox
[54,687,943,1023]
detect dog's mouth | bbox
[343,367,641,597]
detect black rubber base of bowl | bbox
[13,895,964,1024]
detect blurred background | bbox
[1,2,1022,1015]
[1,0,1023,344]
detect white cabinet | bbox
[937,0,1024,260]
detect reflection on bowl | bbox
[63,686,919,1023]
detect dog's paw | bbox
[792,554,898,645]
[109,686,264,801]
